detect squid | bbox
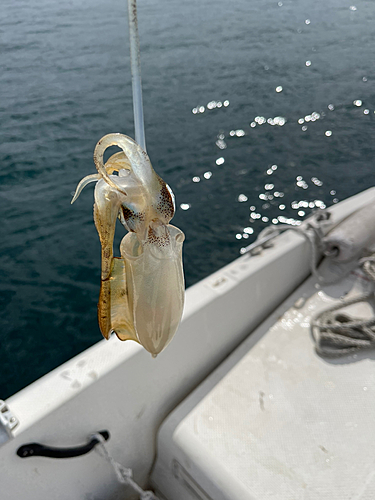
[71,133,185,356]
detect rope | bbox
[250,213,375,357]
[93,433,159,500]
[311,255,375,357]
[251,212,366,287]
[250,211,332,284]
[360,255,375,281]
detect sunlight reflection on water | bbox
[1,0,375,397]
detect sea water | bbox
[1,0,374,398]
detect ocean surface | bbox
[1,0,375,398]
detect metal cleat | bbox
[0,400,19,445]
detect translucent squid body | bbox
[72,133,185,356]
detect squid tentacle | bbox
[71,174,100,204]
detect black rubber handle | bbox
[17,430,110,459]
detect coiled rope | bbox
[311,255,375,357]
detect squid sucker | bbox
[72,133,185,356]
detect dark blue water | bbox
[1,0,374,398]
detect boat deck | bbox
[152,262,375,500]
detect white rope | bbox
[246,211,333,283]
[248,211,362,286]
[311,255,375,357]
[94,433,159,500]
